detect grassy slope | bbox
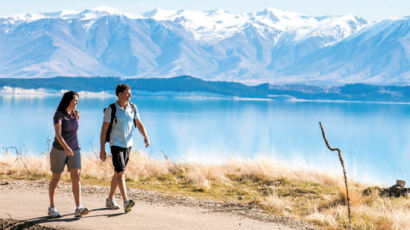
[1,151,409,230]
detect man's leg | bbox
[116,170,134,213]
[106,146,126,210]
[116,171,128,201]
[109,146,133,212]
[105,172,121,210]
[110,146,129,200]
[108,173,118,199]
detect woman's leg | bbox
[70,168,81,207]
[49,173,61,207]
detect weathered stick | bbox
[161,150,183,173]
[5,146,32,174]
[319,122,352,227]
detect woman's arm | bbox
[54,123,74,156]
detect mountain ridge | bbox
[0,8,409,85]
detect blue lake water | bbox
[1,94,409,185]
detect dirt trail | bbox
[0,183,299,230]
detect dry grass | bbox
[1,150,409,229]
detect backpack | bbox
[104,102,138,143]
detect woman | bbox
[48,91,89,218]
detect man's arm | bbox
[100,122,110,161]
[135,118,150,147]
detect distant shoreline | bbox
[3,77,410,104]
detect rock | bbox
[381,183,409,198]
[363,186,383,196]
[365,180,409,198]
[396,180,406,188]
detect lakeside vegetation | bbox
[1,149,409,229]
[2,76,410,102]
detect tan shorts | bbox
[50,147,81,173]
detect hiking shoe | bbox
[74,206,89,218]
[124,199,135,213]
[106,198,120,210]
[48,206,61,218]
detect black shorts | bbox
[111,146,132,173]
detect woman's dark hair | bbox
[57,91,79,113]
[115,84,130,96]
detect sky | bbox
[0,0,409,21]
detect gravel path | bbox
[0,179,319,230]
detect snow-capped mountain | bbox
[0,7,409,85]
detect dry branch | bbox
[319,122,352,227]
[4,146,31,174]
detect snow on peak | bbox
[91,6,126,14]
[249,9,369,43]
[142,9,249,41]
[75,6,138,20]
[0,7,369,43]
[137,8,369,42]
[255,8,301,21]
[2,13,45,23]
[142,9,177,19]
[1,6,139,23]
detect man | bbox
[100,84,150,213]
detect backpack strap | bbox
[110,103,117,124]
[104,103,116,143]
[129,102,137,128]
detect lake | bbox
[1,94,409,185]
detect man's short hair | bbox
[116,84,131,96]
